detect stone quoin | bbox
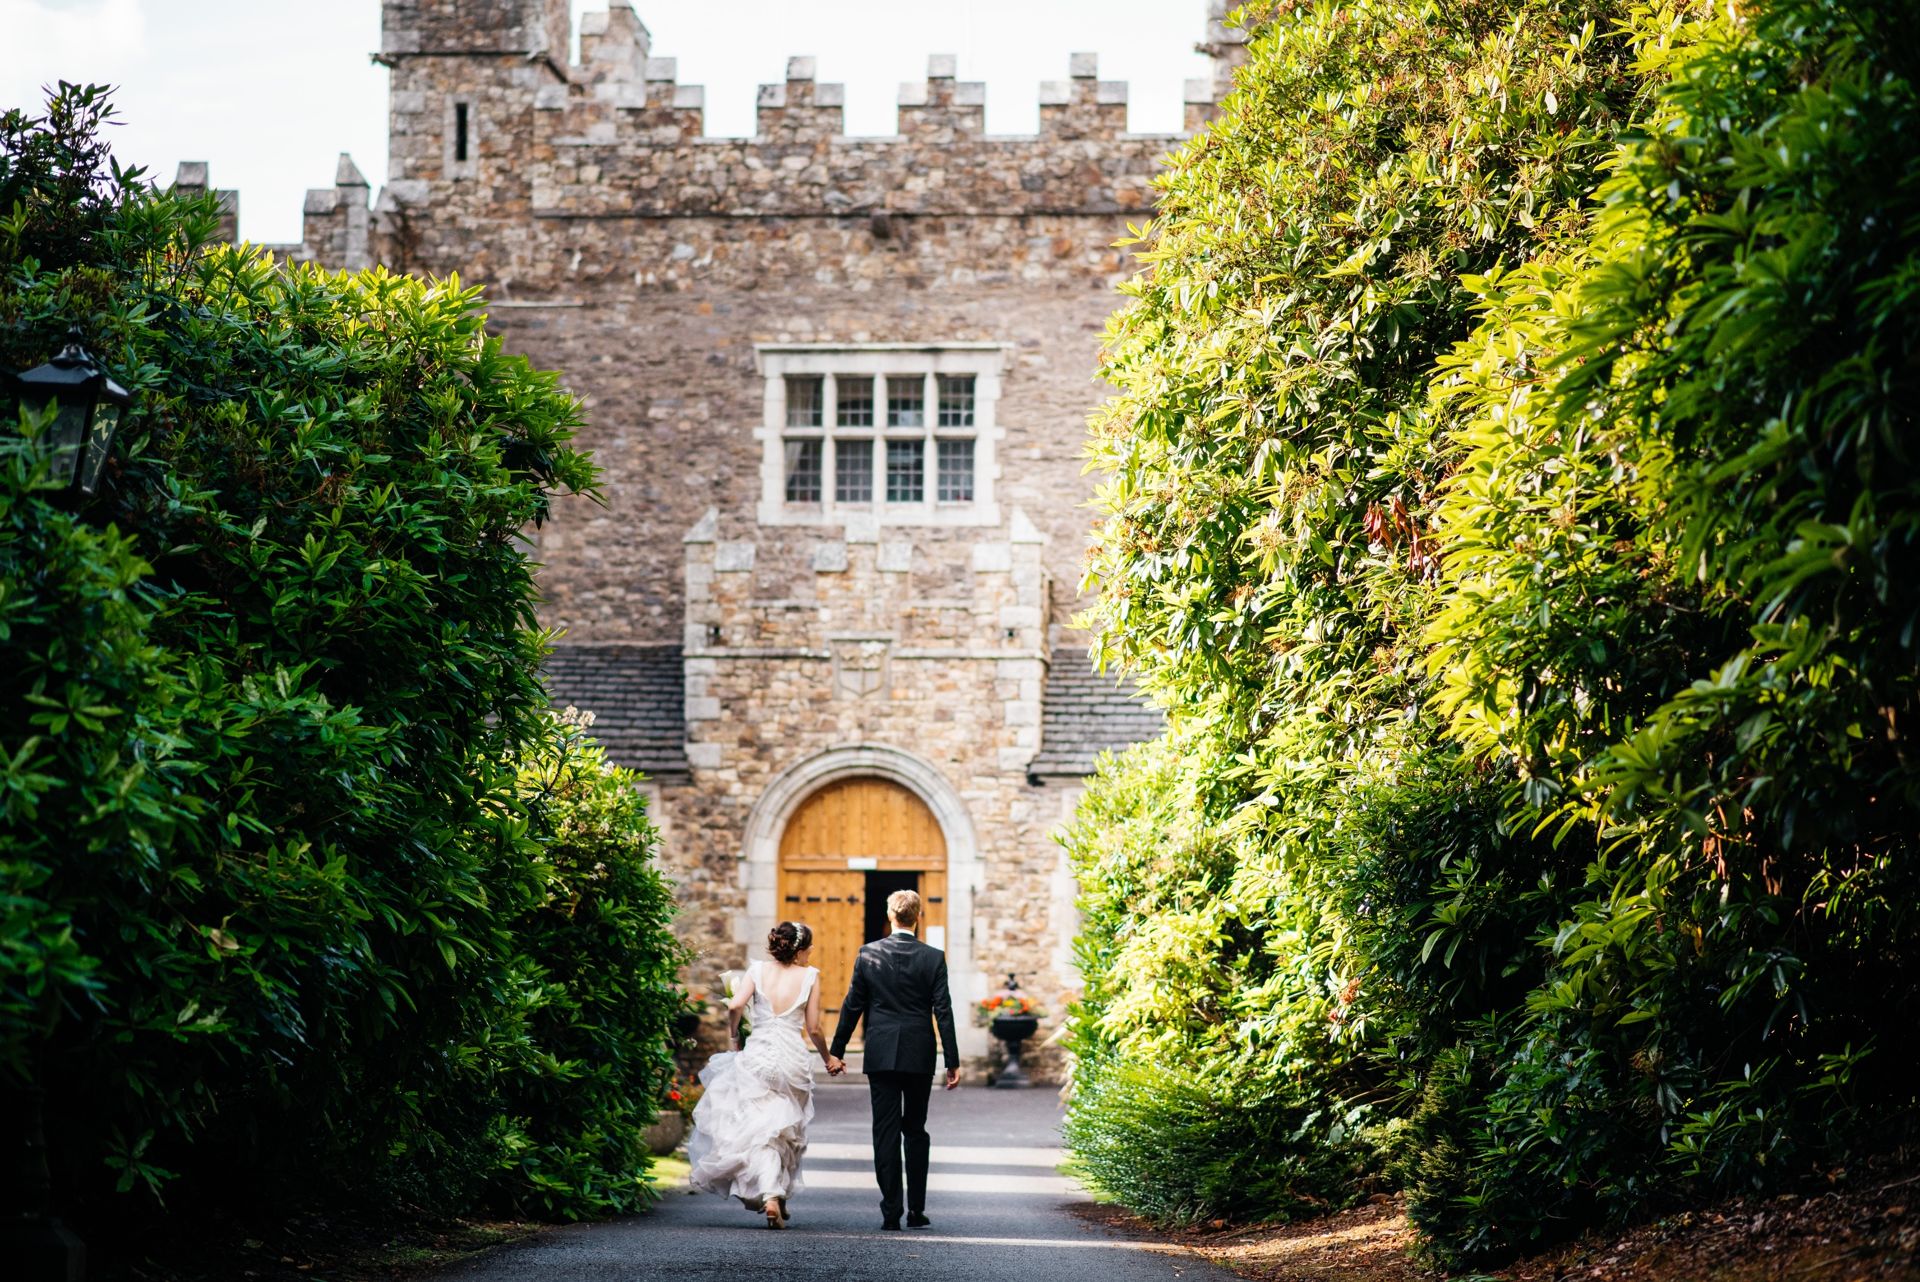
[189,0,1246,1079]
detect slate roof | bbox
[1028,647,1165,778]
[543,643,690,777]
[541,641,1158,782]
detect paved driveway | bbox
[440,1079,1232,1281]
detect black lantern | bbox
[11,327,131,499]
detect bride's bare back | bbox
[725,923,832,1055]
[757,960,812,1014]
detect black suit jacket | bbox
[830,932,960,1075]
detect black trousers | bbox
[866,1069,933,1218]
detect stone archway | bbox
[741,745,986,1059]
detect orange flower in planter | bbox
[975,993,1046,1023]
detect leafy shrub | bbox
[1065,1056,1373,1226]
[1062,734,1383,1225]
[1064,732,1252,1068]
[0,86,682,1238]
[1410,0,1920,1258]
[1067,0,1654,1240]
[497,709,687,1217]
[1070,0,1920,1267]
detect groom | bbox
[828,888,961,1230]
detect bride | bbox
[687,921,845,1228]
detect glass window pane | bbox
[937,375,975,428]
[937,438,974,502]
[784,438,823,502]
[836,438,873,503]
[885,439,923,503]
[785,376,823,428]
[886,376,924,428]
[836,377,873,427]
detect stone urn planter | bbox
[645,1108,687,1155]
[989,1014,1040,1089]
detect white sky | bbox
[2,0,1214,244]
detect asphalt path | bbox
[440,1077,1233,1281]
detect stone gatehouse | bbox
[195,0,1243,1074]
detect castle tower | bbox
[376,0,574,281]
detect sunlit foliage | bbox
[1065,0,1920,1264]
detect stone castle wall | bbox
[664,510,1071,1066]
[293,3,1235,646]
[495,225,1137,644]
[226,0,1245,1078]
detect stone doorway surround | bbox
[741,743,989,1061]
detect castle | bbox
[185,1,1244,1074]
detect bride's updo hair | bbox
[767,921,813,965]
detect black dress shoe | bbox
[906,1212,931,1228]
[881,1217,902,1231]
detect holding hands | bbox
[824,1054,846,1076]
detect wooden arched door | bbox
[777,777,949,1028]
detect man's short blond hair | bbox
[887,889,922,928]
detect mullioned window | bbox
[756,345,1006,529]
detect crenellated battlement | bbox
[171,161,241,243]
[577,3,650,80]
[537,1,1228,150]
[297,154,374,269]
[167,157,371,270]
[517,44,1219,221]
[535,38,1214,148]
[896,56,982,144]
[267,1,1247,276]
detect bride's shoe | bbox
[765,1197,787,1229]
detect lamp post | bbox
[9,326,131,500]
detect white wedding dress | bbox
[687,961,818,1210]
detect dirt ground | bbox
[1076,1166,1920,1282]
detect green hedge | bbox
[0,86,685,1238]
[1065,1057,1375,1226]
[1067,0,1920,1267]
[500,709,686,1217]
[1414,0,1920,1254]
[1066,0,1653,1250]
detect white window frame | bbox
[755,343,1007,529]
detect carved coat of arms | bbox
[831,638,891,699]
